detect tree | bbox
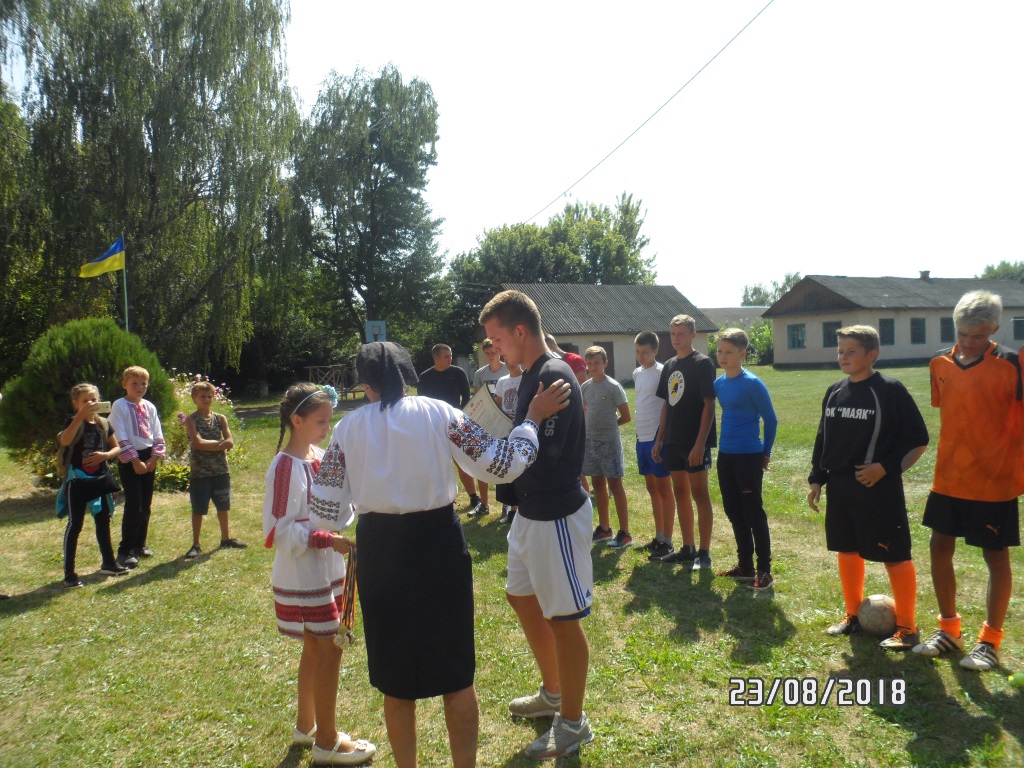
[979,261,1024,281]
[295,66,444,346]
[742,272,802,306]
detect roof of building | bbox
[500,283,718,334]
[763,274,1024,317]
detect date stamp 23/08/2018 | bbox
[728,677,907,707]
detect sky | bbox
[287,1,1022,307]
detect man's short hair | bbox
[836,325,880,354]
[431,343,452,358]
[669,314,696,332]
[479,290,543,337]
[634,330,659,350]
[481,338,493,349]
[584,345,607,362]
[122,365,150,383]
[191,380,216,396]
[954,290,1002,331]
[717,328,749,351]
[543,332,558,348]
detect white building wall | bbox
[772,308,1024,366]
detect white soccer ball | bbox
[857,594,896,636]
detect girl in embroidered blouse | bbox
[262,383,375,766]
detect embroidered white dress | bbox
[262,446,349,639]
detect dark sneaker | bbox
[116,553,139,569]
[606,530,633,549]
[185,544,202,559]
[912,628,965,657]
[591,526,613,544]
[660,544,697,564]
[136,546,154,558]
[63,576,83,588]
[647,540,674,561]
[100,562,129,576]
[219,538,248,549]
[635,538,658,552]
[879,627,919,651]
[524,712,595,760]
[691,550,713,571]
[466,495,481,513]
[751,571,775,591]
[826,614,861,636]
[960,641,999,671]
[716,565,756,581]
[468,502,490,518]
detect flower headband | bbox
[290,384,340,419]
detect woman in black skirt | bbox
[310,342,570,768]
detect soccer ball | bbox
[857,594,896,636]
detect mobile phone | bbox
[92,401,111,414]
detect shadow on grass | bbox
[498,717,586,768]
[828,646,1024,766]
[271,744,305,768]
[721,582,796,663]
[462,514,514,563]
[0,489,57,528]
[621,559,727,643]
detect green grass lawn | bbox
[2,366,1023,767]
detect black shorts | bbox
[356,505,475,700]
[923,492,1020,550]
[189,474,231,515]
[663,444,712,474]
[824,474,912,563]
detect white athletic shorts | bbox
[506,499,594,620]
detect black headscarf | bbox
[356,341,419,410]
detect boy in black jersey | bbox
[480,290,595,760]
[807,326,929,650]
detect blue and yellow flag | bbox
[80,237,125,278]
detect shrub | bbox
[748,319,774,365]
[0,318,175,476]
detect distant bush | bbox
[0,318,175,479]
[748,319,774,365]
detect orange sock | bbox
[979,621,1004,650]
[938,614,962,638]
[838,552,865,616]
[884,560,917,631]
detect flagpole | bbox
[122,232,129,333]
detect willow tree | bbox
[22,0,295,369]
[295,66,445,346]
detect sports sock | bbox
[979,621,1004,650]
[884,560,917,631]
[540,686,561,704]
[938,613,962,639]
[837,552,865,617]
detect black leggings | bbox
[717,452,772,572]
[64,483,115,578]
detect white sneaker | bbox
[960,641,999,671]
[524,712,594,760]
[911,628,965,657]
[508,686,560,718]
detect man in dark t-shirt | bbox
[481,292,594,760]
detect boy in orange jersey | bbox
[913,291,1024,670]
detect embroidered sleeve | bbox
[109,401,139,463]
[309,438,355,532]
[307,530,333,549]
[447,414,539,483]
[261,455,315,554]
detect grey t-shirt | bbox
[581,376,628,442]
[473,363,508,391]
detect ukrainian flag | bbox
[80,237,125,278]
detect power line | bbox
[524,0,776,224]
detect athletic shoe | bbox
[716,565,756,581]
[116,553,139,569]
[63,575,83,588]
[691,550,713,571]
[310,735,375,765]
[750,571,774,591]
[498,505,512,523]
[606,531,633,549]
[466,495,481,513]
[469,502,490,517]
[136,546,154,558]
[879,628,919,650]
[647,540,674,561]
[635,538,658,552]
[660,544,697,564]
[219,538,248,549]
[499,508,516,525]
[960,641,999,671]
[591,526,613,544]
[911,628,965,657]
[185,544,202,559]
[99,562,130,576]
[826,614,861,636]
[524,712,595,760]
[508,686,561,718]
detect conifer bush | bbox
[0,318,175,473]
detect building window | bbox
[940,317,955,344]
[822,321,842,347]
[787,324,806,350]
[1014,317,1024,341]
[910,318,926,345]
[879,318,895,346]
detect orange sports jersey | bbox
[930,341,1024,501]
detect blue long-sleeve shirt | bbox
[714,368,778,456]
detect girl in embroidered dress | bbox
[262,383,375,766]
